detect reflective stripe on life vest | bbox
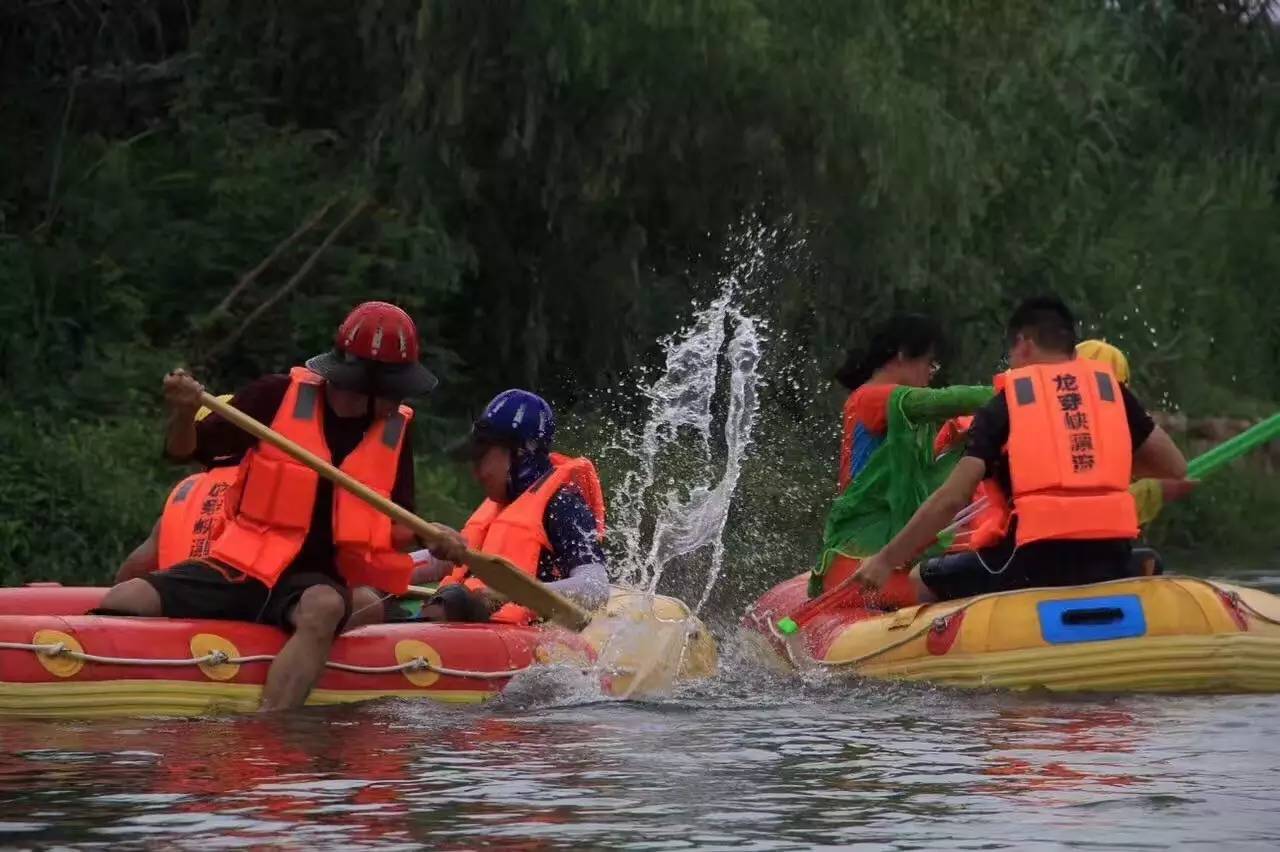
[441,454,605,624]
[210,367,415,592]
[156,466,240,569]
[1003,360,1138,545]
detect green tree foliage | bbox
[1,0,1277,584]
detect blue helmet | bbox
[472,389,556,452]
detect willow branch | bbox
[209,194,342,318]
[205,197,371,360]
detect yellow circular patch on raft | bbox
[191,633,242,681]
[394,640,442,688]
[33,630,84,679]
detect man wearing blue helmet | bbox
[415,389,611,621]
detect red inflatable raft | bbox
[0,585,717,717]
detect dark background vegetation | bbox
[2,0,1277,594]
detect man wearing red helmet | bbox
[97,301,446,711]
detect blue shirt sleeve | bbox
[538,485,607,582]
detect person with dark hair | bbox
[833,314,948,492]
[851,295,1189,602]
[811,314,992,598]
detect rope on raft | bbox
[0,641,532,681]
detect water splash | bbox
[607,242,767,613]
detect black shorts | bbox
[141,561,352,632]
[919,539,1134,602]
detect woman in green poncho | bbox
[812,315,991,598]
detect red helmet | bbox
[335,301,420,364]
[305,301,437,397]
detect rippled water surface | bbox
[3,563,1279,850]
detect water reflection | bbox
[2,687,1280,849]
[0,710,421,846]
[977,704,1147,801]
[3,589,1280,847]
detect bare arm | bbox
[116,520,161,583]
[880,457,988,568]
[408,525,469,585]
[1132,425,1188,480]
[163,408,199,461]
[161,369,204,461]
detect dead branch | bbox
[208,194,342,318]
[204,197,371,361]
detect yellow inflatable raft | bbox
[742,573,1280,693]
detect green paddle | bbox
[1186,412,1280,480]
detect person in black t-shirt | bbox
[851,296,1189,602]
[96,302,455,711]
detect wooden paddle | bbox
[198,391,593,630]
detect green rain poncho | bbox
[811,384,993,596]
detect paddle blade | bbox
[462,552,592,630]
[582,588,718,699]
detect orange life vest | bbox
[964,360,1138,548]
[209,367,415,593]
[947,478,1013,552]
[929,416,1012,551]
[934,415,972,459]
[440,453,606,624]
[156,466,240,569]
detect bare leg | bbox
[259,584,346,712]
[345,586,387,630]
[96,578,163,616]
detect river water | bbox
[7,269,1278,848]
[1,562,1278,850]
